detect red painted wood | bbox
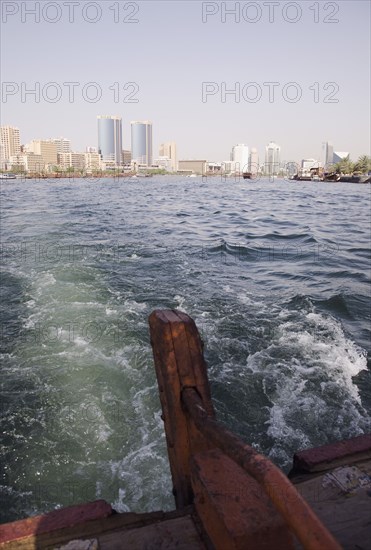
[293,434,371,472]
[0,500,112,543]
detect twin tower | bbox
[97,116,152,167]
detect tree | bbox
[334,155,354,175]
[353,155,371,174]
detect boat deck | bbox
[291,446,371,550]
[1,310,370,550]
[2,450,371,549]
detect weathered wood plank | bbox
[98,515,206,550]
[294,459,371,550]
[0,509,194,549]
[149,309,216,509]
[290,434,371,476]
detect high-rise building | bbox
[322,142,334,167]
[231,144,249,174]
[265,141,281,176]
[159,142,177,171]
[0,126,21,162]
[248,148,259,174]
[97,115,122,166]
[131,121,153,166]
[53,137,71,154]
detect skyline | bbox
[0,121,361,173]
[0,123,360,175]
[1,1,370,162]
[5,118,369,181]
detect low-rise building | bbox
[153,156,173,171]
[58,152,85,171]
[122,150,132,165]
[84,152,102,173]
[178,160,207,175]
[10,153,45,173]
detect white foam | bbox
[244,308,371,467]
[174,295,185,309]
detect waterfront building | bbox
[0,144,5,170]
[301,159,319,171]
[207,162,222,173]
[322,141,334,168]
[248,148,259,174]
[122,150,132,165]
[265,141,281,176]
[58,152,85,171]
[300,158,319,178]
[28,140,58,167]
[53,137,71,154]
[333,151,350,164]
[153,156,173,171]
[9,153,45,173]
[84,152,102,173]
[97,115,122,166]
[0,126,21,164]
[131,121,153,167]
[221,161,234,175]
[231,144,249,174]
[178,160,207,175]
[159,142,177,171]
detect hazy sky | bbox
[1,0,370,163]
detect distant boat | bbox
[242,172,252,179]
[188,174,197,178]
[324,172,341,182]
[0,173,16,180]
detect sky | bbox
[1,0,370,164]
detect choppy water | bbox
[1,176,370,523]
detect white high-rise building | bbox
[248,148,259,174]
[265,141,281,176]
[159,142,177,171]
[231,144,249,174]
[0,126,21,163]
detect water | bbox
[1,176,370,523]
